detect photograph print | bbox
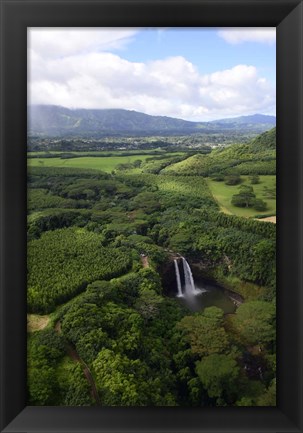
[27,27,276,407]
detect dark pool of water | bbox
[177,278,236,314]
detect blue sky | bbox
[120,28,276,84]
[28,27,276,121]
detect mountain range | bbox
[28,105,276,137]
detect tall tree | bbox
[177,307,229,356]
[196,354,240,401]
[232,301,276,346]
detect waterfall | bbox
[182,257,200,296]
[174,259,183,297]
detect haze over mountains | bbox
[28,105,276,138]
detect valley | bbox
[27,124,276,407]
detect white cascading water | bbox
[182,257,201,296]
[174,259,183,297]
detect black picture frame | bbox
[1,0,302,432]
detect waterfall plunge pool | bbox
[177,277,237,314]
[171,257,237,314]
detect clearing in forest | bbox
[27,314,50,332]
[206,175,276,218]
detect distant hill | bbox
[28,105,276,137]
[212,114,276,126]
[28,106,197,137]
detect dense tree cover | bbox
[27,208,93,240]
[27,141,276,407]
[177,307,229,356]
[28,227,132,313]
[125,174,218,211]
[28,328,94,406]
[231,301,276,347]
[28,188,78,211]
[58,361,92,406]
[27,167,154,240]
[235,159,276,175]
[28,165,108,182]
[53,270,181,405]
[92,349,151,406]
[147,206,275,293]
[53,271,273,406]
[27,329,66,405]
[139,154,188,174]
[196,354,240,402]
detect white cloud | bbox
[196,65,275,117]
[28,28,139,59]
[28,29,275,121]
[218,28,276,45]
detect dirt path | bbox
[55,320,101,405]
[219,205,233,215]
[55,320,61,333]
[256,216,276,223]
[141,255,149,268]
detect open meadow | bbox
[27,152,185,173]
[206,175,276,217]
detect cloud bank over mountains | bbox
[28,28,276,121]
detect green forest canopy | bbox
[27,128,276,407]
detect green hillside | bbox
[162,128,276,177]
[250,127,276,151]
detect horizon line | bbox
[28,104,276,123]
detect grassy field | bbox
[206,175,276,217]
[27,314,50,332]
[28,153,184,173]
